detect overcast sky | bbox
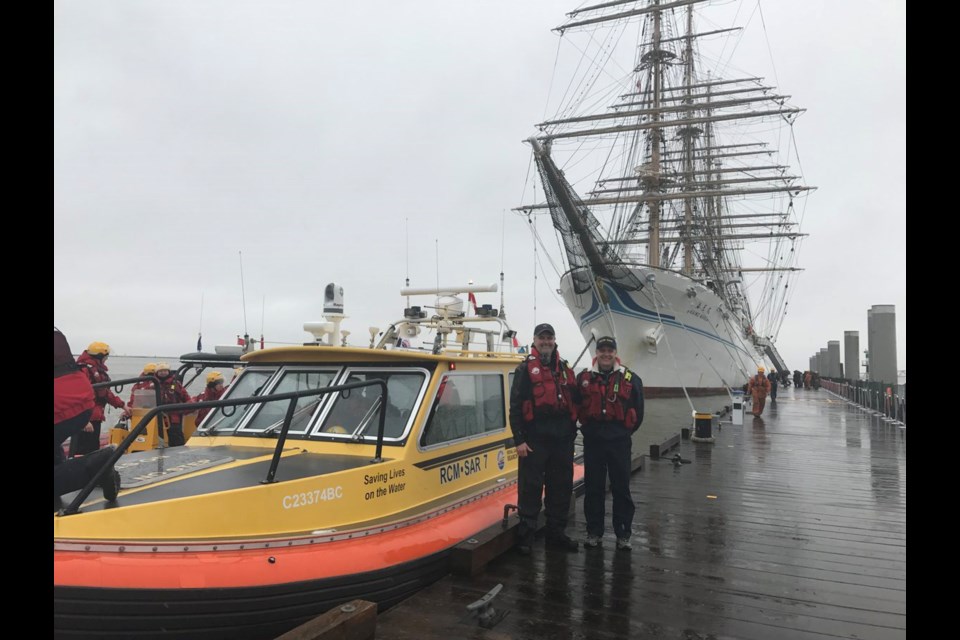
[54,0,906,374]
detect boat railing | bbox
[92,375,162,410]
[378,314,520,355]
[60,379,388,516]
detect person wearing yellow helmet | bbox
[747,365,772,416]
[71,341,126,456]
[153,363,194,446]
[123,363,159,414]
[193,371,227,423]
[54,328,121,507]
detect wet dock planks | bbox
[376,387,906,640]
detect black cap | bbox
[533,323,555,337]
[596,336,617,350]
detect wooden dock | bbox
[290,387,906,639]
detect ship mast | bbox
[648,2,663,268]
[681,3,694,275]
[518,0,816,321]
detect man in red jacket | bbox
[193,371,226,424]
[54,328,121,507]
[155,362,193,446]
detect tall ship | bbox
[517,0,815,396]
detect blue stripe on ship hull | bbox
[578,282,743,352]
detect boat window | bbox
[420,373,506,447]
[182,366,243,397]
[315,369,426,440]
[239,369,341,435]
[198,368,277,434]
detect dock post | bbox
[690,412,716,443]
[731,390,744,425]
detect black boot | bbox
[516,522,535,556]
[545,531,579,552]
[81,445,121,502]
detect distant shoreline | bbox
[72,354,181,359]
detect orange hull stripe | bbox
[56,466,584,589]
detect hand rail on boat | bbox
[92,375,163,412]
[60,379,388,516]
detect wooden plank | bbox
[376,390,906,640]
[648,431,681,458]
[274,599,376,640]
[376,579,514,640]
[451,514,522,577]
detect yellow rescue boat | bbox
[54,282,584,639]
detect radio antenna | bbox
[239,251,249,337]
[406,217,410,308]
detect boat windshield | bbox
[242,369,339,435]
[315,369,426,440]
[199,368,277,434]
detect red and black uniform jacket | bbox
[508,347,579,445]
[576,363,644,440]
[193,385,225,423]
[77,351,125,422]
[54,329,94,425]
[156,375,193,424]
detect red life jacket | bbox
[521,348,576,422]
[577,367,638,428]
[156,374,192,422]
[54,370,95,425]
[194,385,225,422]
[77,351,124,420]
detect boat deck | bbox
[376,386,907,639]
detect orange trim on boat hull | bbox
[55,465,584,590]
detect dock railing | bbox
[821,378,906,427]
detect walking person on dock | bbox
[747,366,771,416]
[767,369,779,402]
[803,371,812,389]
[794,370,803,388]
[69,341,126,457]
[576,336,644,551]
[509,323,581,554]
[154,362,193,446]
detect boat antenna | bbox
[239,250,249,342]
[499,209,506,316]
[260,295,265,350]
[405,217,410,308]
[435,238,440,291]
[197,292,204,351]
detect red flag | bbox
[237,335,244,346]
[468,292,478,314]
[260,335,265,350]
[512,336,519,348]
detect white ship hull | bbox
[560,267,764,396]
